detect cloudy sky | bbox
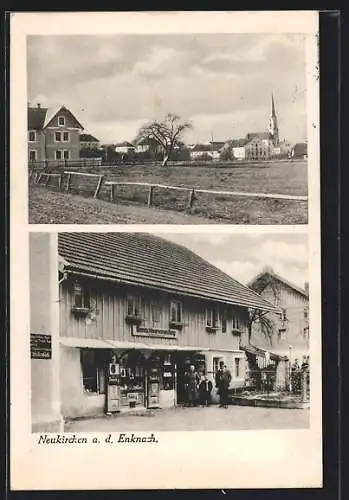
[158,233,308,290]
[27,34,307,144]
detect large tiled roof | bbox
[58,233,277,312]
[249,270,309,299]
[28,107,48,130]
[80,133,99,142]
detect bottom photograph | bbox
[29,231,310,433]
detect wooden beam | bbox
[147,186,154,207]
[94,175,104,198]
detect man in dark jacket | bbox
[215,361,225,407]
[198,375,213,407]
[217,364,232,408]
[185,365,200,407]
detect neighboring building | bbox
[246,267,309,359]
[114,141,135,154]
[221,139,249,160]
[290,142,308,159]
[245,133,274,160]
[30,232,278,423]
[79,133,100,149]
[27,103,84,163]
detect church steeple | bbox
[269,93,279,147]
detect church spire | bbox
[269,93,279,147]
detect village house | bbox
[27,103,84,164]
[290,142,308,159]
[30,233,279,428]
[245,267,309,359]
[114,141,136,154]
[189,144,221,161]
[79,133,100,150]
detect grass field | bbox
[29,160,308,224]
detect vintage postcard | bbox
[10,11,321,490]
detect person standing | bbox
[198,374,213,407]
[215,361,225,407]
[219,365,232,408]
[185,365,200,407]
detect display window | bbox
[119,350,146,408]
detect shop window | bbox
[206,307,220,332]
[71,281,90,314]
[170,300,183,328]
[58,116,65,126]
[235,358,241,378]
[28,130,36,142]
[80,350,105,394]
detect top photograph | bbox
[27,33,310,225]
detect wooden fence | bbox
[30,171,308,214]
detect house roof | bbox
[292,143,308,155]
[246,132,271,141]
[28,105,84,130]
[115,141,135,148]
[249,269,309,299]
[80,133,99,142]
[58,233,278,312]
[191,144,214,152]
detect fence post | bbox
[37,173,42,185]
[110,184,115,202]
[147,185,154,207]
[66,173,72,192]
[187,188,195,209]
[64,159,67,169]
[45,173,50,186]
[94,175,104,199]
[58,175,62,192]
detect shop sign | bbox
[30,333,52,359]
[133,326,177,339]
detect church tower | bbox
[268,94,280,147]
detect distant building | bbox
[245,268,309,359]
[190,144,221,160]
[80,133,100,149]
[114,141,135,154]
[28,103,84,163]
[245,133,274,160]
[290,142,308,159]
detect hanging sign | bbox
[30,333,52,359]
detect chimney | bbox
[304,282,309,295]
[37,103,41,109]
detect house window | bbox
[80,350,105,394]
[232,315,240,331]
[28,130,36,142]
[221,310,227,333]
[235,358,240,378]
[63,150,70,160]
[58,116,65,126]
[72,281,90,310]
[170,300,182,323]
[29,150,37,161]
[278,328,287,340]
[55,131,62,142]
[55,150,62,160]
[63,132,70,142]
[151,303,161,325]
[127,296,141,317]
[304,307,309,320]
[281,308,287,322]
[213,357,222,378]
[206,307,219,329]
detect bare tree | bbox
[247,269,285,345]
[136,113,192,167]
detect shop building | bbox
[30,232,278,424]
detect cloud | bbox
[253,241,308,265]
[27,34,307,143]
